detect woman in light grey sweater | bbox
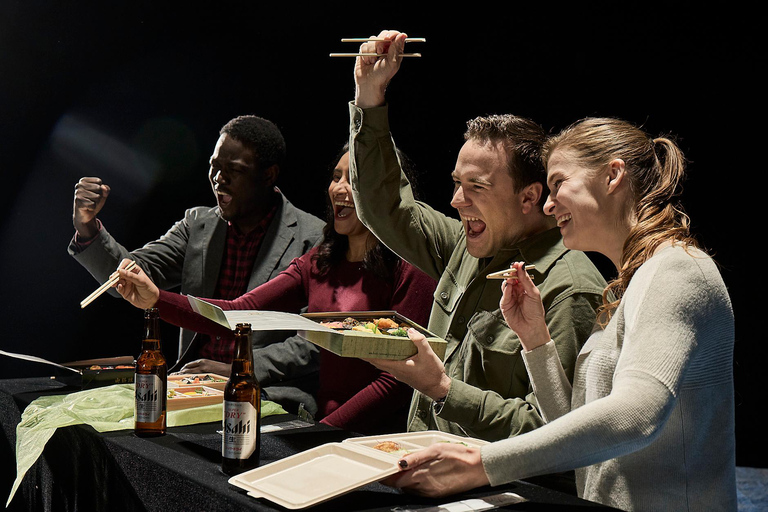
[385,118,736,511]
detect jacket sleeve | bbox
[68,209,197,295]
[348,103,463,282]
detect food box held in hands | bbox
[298,311,447,360]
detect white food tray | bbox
[344,430,489,456]
[229,431,488,509]
[228,442,399,509]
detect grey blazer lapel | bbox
[248,194,296,289]
[200,213,228,298]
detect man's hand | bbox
[73,177,110,239]
[177,359,231,377]
[354,30,408,108]
[364,328,451,401]
[114,258,160,309]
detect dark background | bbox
[1,3,761,467]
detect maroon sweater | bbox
[155,247,436,434]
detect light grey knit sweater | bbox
[482,245,736,511]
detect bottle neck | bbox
[141,339,162,352]
[231,331,254,376]
[142,309,162,352]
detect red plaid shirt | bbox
[198,199,278,362]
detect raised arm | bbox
[73,177,110,240]
[349,31,463,280]
[354,30,407,108]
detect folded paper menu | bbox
[187,296,336,333]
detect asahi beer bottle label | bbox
[222,401,258,459]
[135,374,163,423]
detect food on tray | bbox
[372,441,411,457]
[320,317,411,337]
[168,387,215,398]
[372,441,403,452]
[87,364,134,370]
[440,440,469,446]
[176,374,226,385]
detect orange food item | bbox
[372,441,403,453]
[375,318,399,330]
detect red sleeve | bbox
[155,290,233,340]
[319,261,437,432]
[319,371,414,432]
[154,254,311,337]
[70,219,104,252]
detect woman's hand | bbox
[364,328,451,401]
[114,258,160,309]
[499,262,551,351]
[382,443,490,497]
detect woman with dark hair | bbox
[115,146,436,435]
[382,118,736,511]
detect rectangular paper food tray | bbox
[298,311,447,360]
[343,430,489,457]
[167,385,223,411]
[167,373,228,390]
[53,356,135,389]
[228,442,399,509]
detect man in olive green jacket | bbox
[348,31,607,441]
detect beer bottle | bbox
[134,307,167,437]
[222,323,261,475]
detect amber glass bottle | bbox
[222,323,261,475]
[134,307,167,436]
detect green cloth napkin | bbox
[6,383,286,506]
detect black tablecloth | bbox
[1,378,615,511]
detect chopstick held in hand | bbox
[80,260,136,308]
[486,264,535,280]
[330,35,424,57]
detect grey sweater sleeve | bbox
[481,247,728,486]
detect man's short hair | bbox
[464,114,547,207]
[220,115,286,171]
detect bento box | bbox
[167,373,228,391]
[228,431,488,509]
[166,385,223,410]
[298,311,447,360]
[53,356,136,389]
[228,442,399,509]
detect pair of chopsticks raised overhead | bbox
[80,261,136,309]
[330,37,425,58]
[486,264,536,280]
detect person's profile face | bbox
[544,148,605,253]
[328,152,368,238]
[450,140,527,258]
[208,133,272,230]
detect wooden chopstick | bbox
[340,37,426,43]
[80,260,137,308]
[329,53,422,58]
[331,37,425,58]
[486,264,536,280]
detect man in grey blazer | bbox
[69,115,325,414]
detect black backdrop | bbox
[1,3,761,467]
